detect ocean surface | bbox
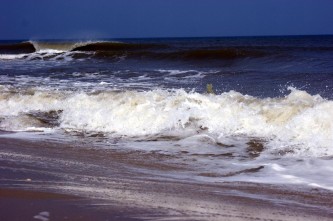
[1,35,333,190]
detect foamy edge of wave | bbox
[0,54,27,60]
[30,40,122,52]
[0,88,332,156]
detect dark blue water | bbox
[1,35,333,98]
[1,36,333,190]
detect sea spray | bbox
[0,87,332,156]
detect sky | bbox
[1,0,333,39]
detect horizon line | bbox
[1,34,333,41]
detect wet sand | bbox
[0,188,150,221]
[0,136,333,221]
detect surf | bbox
[0,87,332,157]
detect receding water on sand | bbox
[0,136,332,220]
[0,137,333,220]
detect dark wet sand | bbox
[0,136,333,221]
[0,188,150,221]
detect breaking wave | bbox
[0,87,332,157]
[0,41,165,53]
[0,40,311,61]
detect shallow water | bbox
[0,36,333,190]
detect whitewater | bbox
[1,36,333,191]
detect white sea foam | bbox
[157,69,198,75]
[0,54,27,60]
[30,40,117,52]
[1,87,333,190]
[0,87,332,157]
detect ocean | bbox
[0,35,333,197]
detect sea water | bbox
[1,36,333,190]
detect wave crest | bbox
[0,88,332,156]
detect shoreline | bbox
[0,136,333,220]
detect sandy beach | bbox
[1,136,332,221]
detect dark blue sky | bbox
[1,0,333,39]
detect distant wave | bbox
[71,41,166,51]
[0,42,35,54]
[1,40,333,61]
[0,41,165,53]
